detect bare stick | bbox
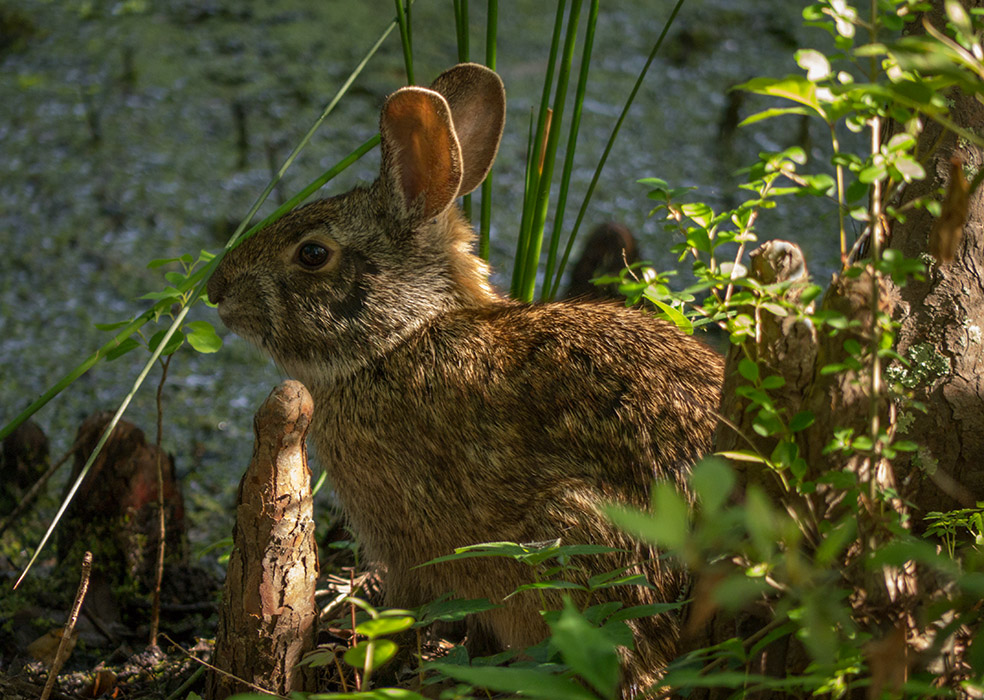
[149,354,172,649]
[161,633,288,699]
[40,551,93,700]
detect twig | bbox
[348,567,362,691]
[149,354,172,649]
[40,551,93,700]
[164,664,206,700]
[160,633,288,699]
[330,645,351,693]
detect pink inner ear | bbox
[382,90,462,220]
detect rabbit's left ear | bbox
[379,87,464,223]
[429,63,506,196]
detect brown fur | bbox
[207,64,723,692]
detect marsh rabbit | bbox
[208,63,722,691]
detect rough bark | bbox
[0,419,49,516]
[207,380,318,700]
[56,412,186,589]
[886,2,984,514]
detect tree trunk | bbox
[684,4,984,693]
[886,0,984,513]
[207,380,319,700]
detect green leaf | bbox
[104,338,141,361]
[414,597,500,626]
[344,639,398,671]
[892,440,919,452]
[886,132,916,152]
[737,106,811,127]
[605,485,689,550]
[423,542,619,567]
[691,457,735,515]
[945,0,973,38]
[815,518,857,566]
[138,286,183,301]
[426,663,598,700]
[759,302,788,317]
[859,163,887,183]
[716,450,769,465]
[356,616,415,638]
[586,570,651,591]
[738,358,760,382]
[770,438,800,468]
[737,75,823,115]
[679,202,715,227]
[795,48,831,81]
[184,320,223,353]
[647,297,694,334]
[800,284,823,304]
[148,329,185,356]
[745,486,777,557]
[761,375,785,390]
[789,411,815,432]
[608,601,687,622]
[510,580,589,597]
[147,256,184,269]
[893,155,925,183]
[852,435,874,451]
[164,270,187,286]
[313,689,426,700]
[549,599,620,699]
[93,319,132,331]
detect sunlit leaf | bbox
[738,106,811,127]
[344,639,398,671]
[646,297,694,335]
[691,457,735,515]
[738,358,760,382]
[795,48,831,81]
[356,616,415,638]
[426,663,597,700]
[549,599,619,699]
[737,75,823,116]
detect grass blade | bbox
[454,0,472,221]
[478,0,498,260]
[510,0,567,297]
[518,0,583,302]
[394,0,414,84]
[541,0,598,301]
[550,0,687,299]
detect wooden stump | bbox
[207,380,319,700]
[57,413,186,588]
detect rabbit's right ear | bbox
[379,87,464,225]
[429,63,506,196]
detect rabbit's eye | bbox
[298,242,332,269]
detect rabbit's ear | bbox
[429,63,505,196]
[379,87,464,223]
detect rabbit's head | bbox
[207,64,506,387]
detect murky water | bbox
[1,0,842,549]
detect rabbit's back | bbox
[311,299,720,680]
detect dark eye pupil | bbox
[299,243,330,268]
